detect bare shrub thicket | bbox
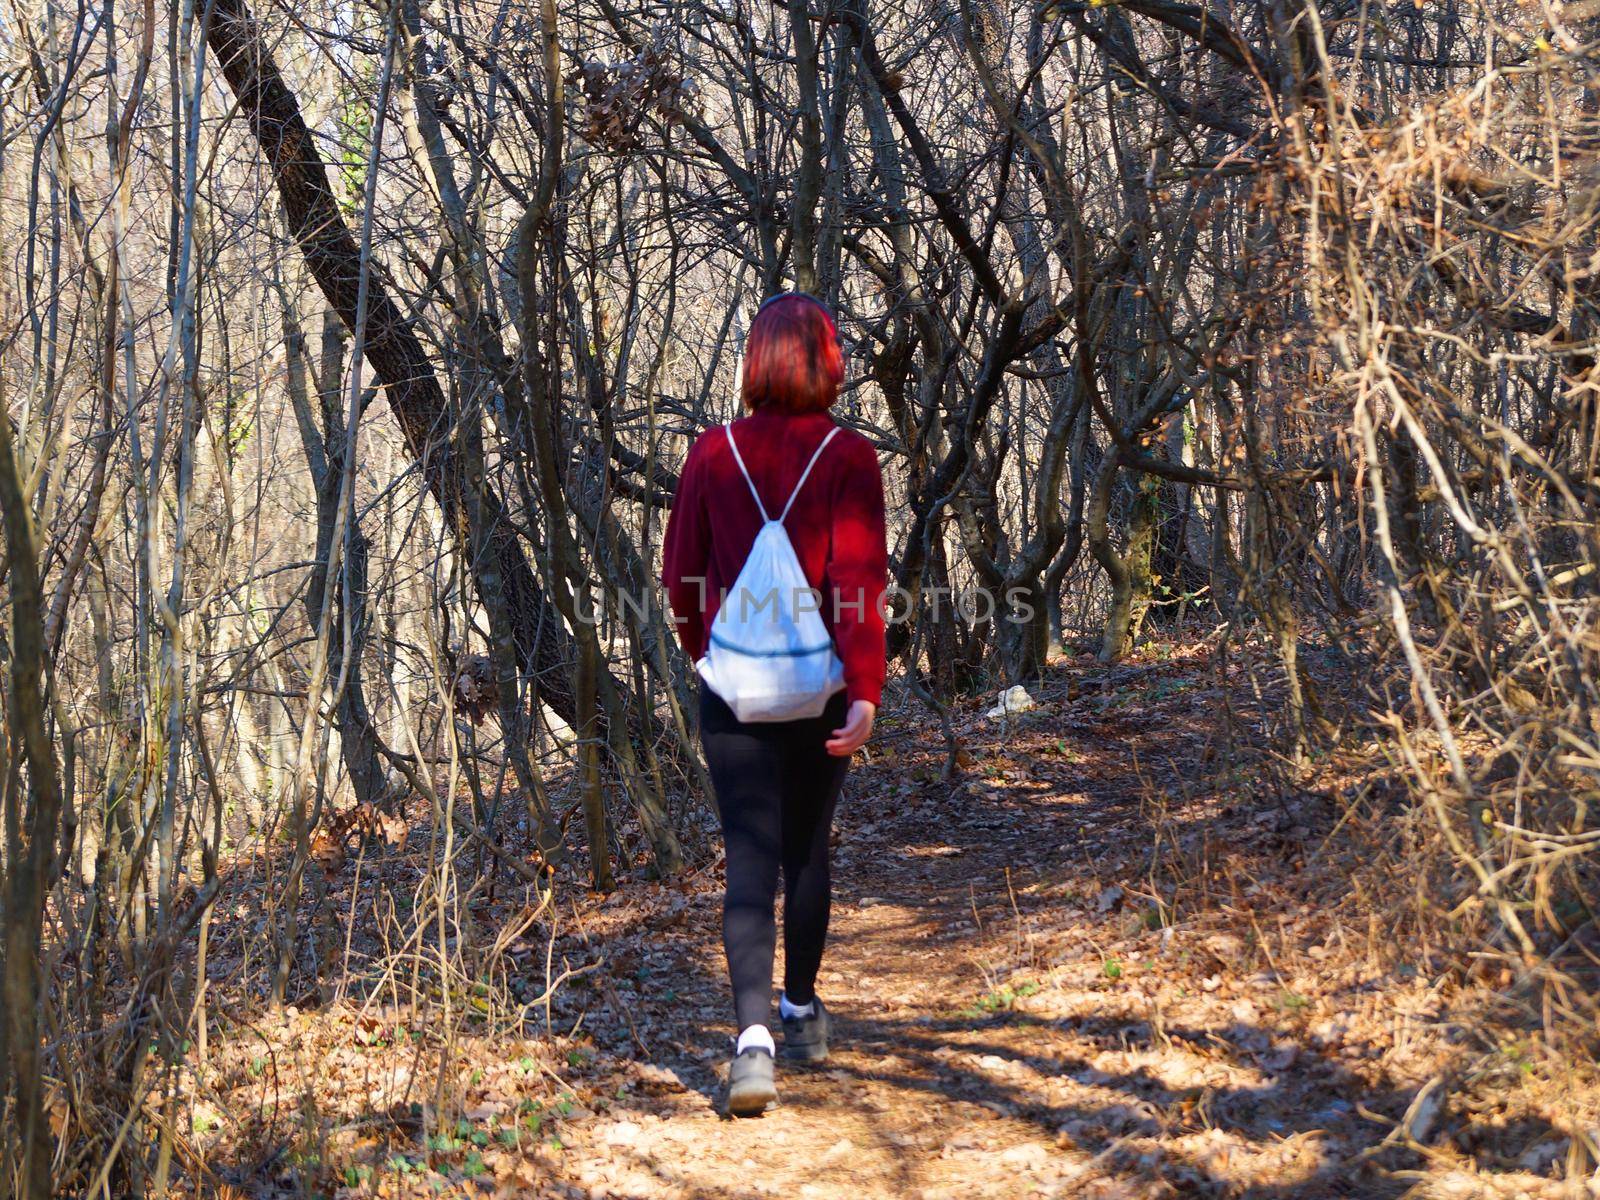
[0,0,1595,1189]
[1289,18,1600,1022]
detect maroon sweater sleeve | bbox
[827,435,889,708]
[661,435,711,660]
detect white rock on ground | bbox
[985,685,1036,717]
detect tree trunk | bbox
[512,0,681,881]
[0,381,64,1200]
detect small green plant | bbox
[1498,1042,1535,1075]
[1102,956,1124,981]
[957,980,1041,1018]
[1142,677,1196,702]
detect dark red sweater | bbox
[661,409,888,708]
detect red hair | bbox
[741,293,845,412]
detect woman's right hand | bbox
[825,699,876,756]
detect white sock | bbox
[736,1024,775,1055]
[779,991,815,1020]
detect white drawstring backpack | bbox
[696,423,847,722]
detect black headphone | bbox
[756,290,833,319]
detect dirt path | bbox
[545,748,1100,1200]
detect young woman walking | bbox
[661,292,888,1116]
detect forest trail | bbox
[206,647,1566,1200]
[13,2,1595,1194]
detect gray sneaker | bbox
[780,998,831,1063]
[724,1047,776,1116]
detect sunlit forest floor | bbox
[181,640,1591,1199]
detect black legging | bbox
[699,685,850,1032]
